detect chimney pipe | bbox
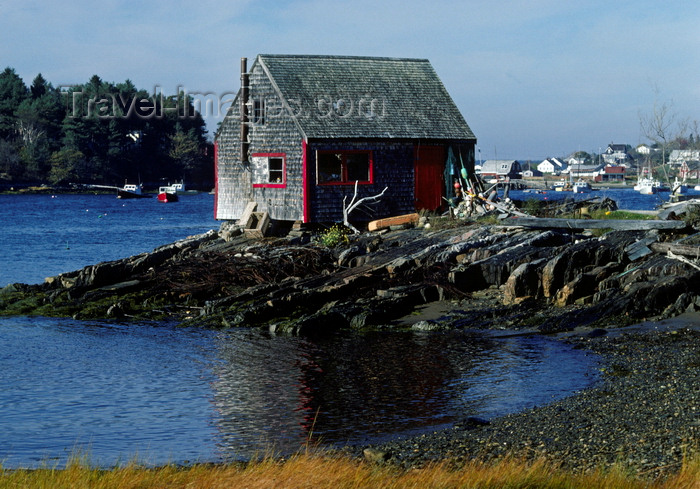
[240,57,249,167]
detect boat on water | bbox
[88,182,151,198]
[572,180,592,193]
[633,177,670,194]
[157,185,179,203]
[117,183,150,199]
[552,180,571,192]
[671,177,688,194]
[634,178,658,195]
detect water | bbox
[0,317,598,468]
[0,193,218,287]
[0,192,601,468]
[508,185,700,211]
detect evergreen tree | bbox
[0,67,28,140]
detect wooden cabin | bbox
[214,54,476,224]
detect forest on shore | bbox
[0,67,214,190]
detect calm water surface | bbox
[0,190,646,468]
[0,193,217,286]
[0,316,598,468]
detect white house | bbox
[570,164,604,178]
[603,143,632,165]
[537,157,567,175]
[669,150,700,166]
[636,144,652,155]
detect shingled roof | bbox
[256,54,475,141]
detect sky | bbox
[2,0,698,160]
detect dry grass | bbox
[2,452,700,489]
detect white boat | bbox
[572,180,592,193]
[635,178,657,194]
[671,177,688,194]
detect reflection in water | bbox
[209,329,598,461]
[0,317,597,467]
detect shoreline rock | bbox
[3,212,700,477]
[363,317,700,478]
[2,219,700,334]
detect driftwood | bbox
[343,181,389,234]
[499,217,687,231]
[649,242,700,258]
[368,213,420,232]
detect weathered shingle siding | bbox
[216,54,477,223]
[215,99,247,220]
[215,61,305,221]
[307,140,415,222]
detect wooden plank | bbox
[498,217,686,231]
[649,242,700,257]
[368,213,420,232]
[625,237,657,261]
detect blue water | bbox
[508,185,698,211]
[0,193,218,287]
[0,192,601,468]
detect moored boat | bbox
[117,183,150,199]
[572,179,592,193]
[635,178,657,195]
[157,185,179,202]
[671,177,687,194]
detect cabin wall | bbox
[304,140,475,223]
[215,63,304,222]
[306,140,414,223]
[215,96,248,220]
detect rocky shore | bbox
[362,317,700,478]
[3,196,700,477]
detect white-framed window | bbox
[251,153,286,187]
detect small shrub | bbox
[319,224,350,248]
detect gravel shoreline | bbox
[364,313,700,478]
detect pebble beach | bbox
[366,313,700,479]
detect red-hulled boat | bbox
[157,185,179,202]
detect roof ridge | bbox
[258,54,430,62]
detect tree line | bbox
[0,67,213,190]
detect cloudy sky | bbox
[2,0,698,160]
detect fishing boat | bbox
[117,183,149,199]
[671,177,687,194]
[572,179,592,193]
[634,177,658,195]
[88,182,151,198]
[157,185,179,203]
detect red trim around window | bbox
[213,141,219,218]
[316,149,374,185]
[252,152,287,188]
[302,140,309,223]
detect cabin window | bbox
[252,99,265,125]
[251,153,286,188]
[316,150,372,184]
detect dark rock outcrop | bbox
[1,220,699,334]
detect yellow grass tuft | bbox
[2,451,700,489]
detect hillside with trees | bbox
[0,67,213,190]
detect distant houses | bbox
[669,150,700,167]
[594,165,626,183]
[537,157,567,175]
[602,143,633,166]
[477,160,522,182]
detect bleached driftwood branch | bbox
[343,181,388,234]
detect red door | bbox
[414,145,445,211]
